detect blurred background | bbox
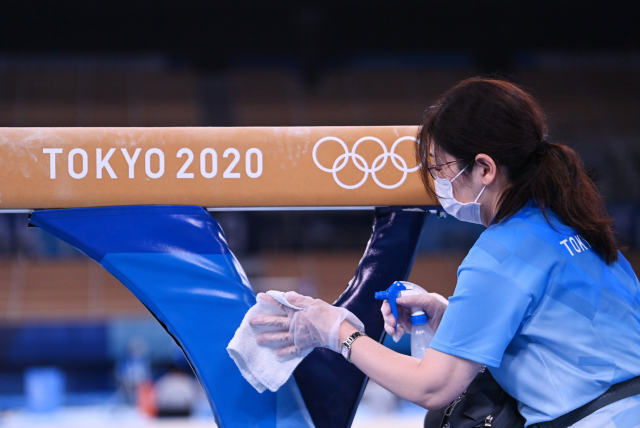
[0,1,640,427]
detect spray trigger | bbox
[374,281,407,329]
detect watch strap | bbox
[341,331,367,362]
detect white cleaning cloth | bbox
[227,290,313,393]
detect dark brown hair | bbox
[417,77,619,264]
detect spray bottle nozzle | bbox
[374,281,407,329]
[374,291,388,300]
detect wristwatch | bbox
[340,331,367,362]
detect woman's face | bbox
[430,147,485,204]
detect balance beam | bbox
[0,126,434,210]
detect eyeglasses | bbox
[425,159,470,179]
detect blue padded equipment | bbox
[294,206,428,428]
[30,205,428,428]
[29,206,314,428]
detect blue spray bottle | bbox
[375,281,431,359]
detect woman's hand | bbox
[381,290,449,342]
[250,292,364,357]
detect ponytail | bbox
[418,78,619,264]
[496,142,618,264]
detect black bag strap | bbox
[531,376,640,428]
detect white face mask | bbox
[434,165,486,225]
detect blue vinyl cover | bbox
[30,205,428,428]
[293,206,428,427]
[30,206,313,428]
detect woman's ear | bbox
[474,154,498,186]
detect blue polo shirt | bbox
[430,203,640,426]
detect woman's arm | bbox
[339,321,481,410]
[251,291,480,409]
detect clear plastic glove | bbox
[249,291,364,357]
[381,290,448,342]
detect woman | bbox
[251,78,640,427]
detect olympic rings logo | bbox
[312,136,422,190]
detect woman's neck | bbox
[480,174,510,227]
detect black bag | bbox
[424,366,525,428]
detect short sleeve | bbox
[430,264,533,367]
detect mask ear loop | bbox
[474,185,486,203]
[449,165,468,183]
[450,163,486,203]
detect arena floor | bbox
[0,407,425,428]
[0,384,427,428]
